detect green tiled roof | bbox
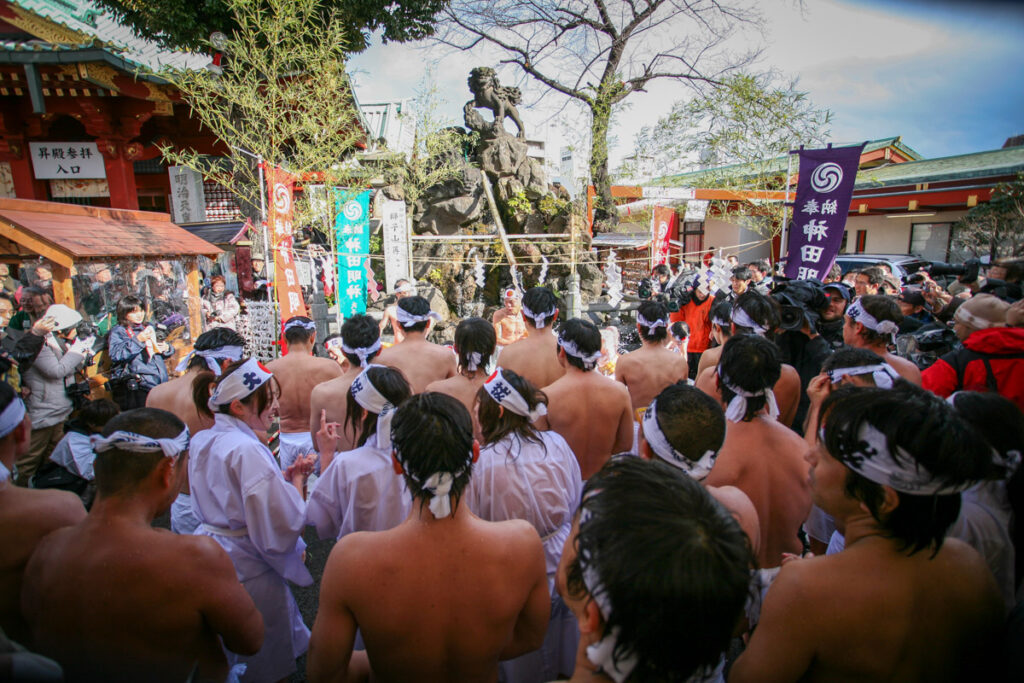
[854,146,1024,188]
[10,0,208,70]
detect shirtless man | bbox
[309,314,382,453]
[730,384,1004,682]
[543,318,633,479]
[147,327,245,533]
[695,291,802,427]
[492,288,527,347]
[638,382,760,553]
[322,333,346,367]
[704,335,811,568]
[498,287,565,390]
[0,384,85,645]
[615,300,688,415]
[21,408,263,682]
[375,296,456,394]
[843,294,922,384]
[425,317,496,416]
[557,457,750,683]
[308,392,550,683]
[379,279,415,344]
[267,316,344,469]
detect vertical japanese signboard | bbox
[651,205,677,267]
[381,199,410,290]
[335,189,371,316]
[266,166,307,321]
[784,144,865,280]
[168,166,207,224]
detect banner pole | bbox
[779,151,795,265]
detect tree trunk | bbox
[589,103,617,231]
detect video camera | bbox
[771,279,828,331]
[926,258,980,284]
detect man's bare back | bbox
[696,344,722,379]
[498,332,564,390]
[615,344,689,414]
[0,486,84,644]
[695,363,802,428]
[705,416,810,567]
[543,371,633,479]
[309,509,549,683]
[376,339,456,394]
[731,536,1003,682]
[147,370,212,494]
[309,368,360,452]
[267,352,344,432]
[425,372,486,418]
[22,516,262,682]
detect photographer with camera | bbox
[772,280,834,430]
[108,295,174,411]
[979,258,1023,301]
[670,273,716,379]
[15,304,94,486]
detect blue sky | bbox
[349,0,1024,166]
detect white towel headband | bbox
[395,306,441,328]
[394,282,416,295]
[484,368,548,423]
[325,337,344,351]
[522,303,557,328]
[349,365,395,450]
[341,338,382,367]
[174,344,244,376]
[284,318,317,333]
[636,312,667,331]
[642,399,717,480]
[463,351,484,372]
[0,398,26,440]
[717,368,779,422]
[827,363,898,389]
[558,336,602,369]
[730,307,768,336]
[91,427,190,461]
[846,300,899,343]
[208,358,273,410]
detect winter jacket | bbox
[22,335,85,429]
[108,325,173,390]
[922,327,1024,411]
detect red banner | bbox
[265,165,307,321]
[651,205,678,266]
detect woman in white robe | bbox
[189,358,315,683]
[465,367,583,683]
[306,364,412,540]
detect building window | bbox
[856,230,867,254]
[909,222,952,261]
[682,220,704,261]
[841,230,848,252]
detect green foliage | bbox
[537,193,570,218]
[94,0,447,53]
[427,267,444,287]
[369,232,382,254]
[505,190,532,216]
[954,173,1024,260]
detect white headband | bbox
[522,303,557,328]
[484,368,548,423]
[394,282,416,295]
[636,313,667,331]
[174,344,244,376]
[558,336,602,370]
[578,506,639,682]
[846,300,899,342]
[827,363,898,389]
[350,365,395,450]
[642,399,717,480]
[730,307,768,336]
[91,427,190,461]
[0,398,26,440]
[0,461,9,485]
[208,358,272,410]
[463,351,484,372]
[325,337,344,351]
[395,306,441,328]
[340,338,382,367]
[712,314,731,329]
[718,368,779,422]
[953,305,1003,331]
[824,423,977,495]
[402,467,466,519]
[284,318,317,333]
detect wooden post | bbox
[185,257,202,340]
[50,262,74,308]
[479,173,519,281]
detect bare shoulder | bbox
[13,487,87,526]
[779,364,801,384]
[887,354,923,383]
[146,381,174,404]
[477,517,542,554]
[312,356,345,377]
[695,367,718,396]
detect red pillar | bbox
[97,138,138,210]
[9,155,45,199]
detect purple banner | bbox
[784,143,865,280]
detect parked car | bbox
[835,254,932,282]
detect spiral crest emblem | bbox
[810,163,842,194]
[273,183,291,213]
[343,200,363,221]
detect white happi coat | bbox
[189,413,311,683]
[306,441,411,541]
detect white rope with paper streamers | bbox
[538,255,549,286]
[717,368,780,422]
[474,254,486,288]
[483,368,548,423]
[340,338,382,367]
[827,363,899,389]
[642,399,717,480]
[558,335,602,370]
[91,427,190,462]
[174,345,245,376]
[823,423,980,496]
[349,365,396,451]
[846,300,899,343]
[207,358,273,411]
[605,250,623,308]
[395,306,442,328]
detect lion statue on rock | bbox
[465,67,526,139]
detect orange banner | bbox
[265,166,307,321]
[652,205,677,266]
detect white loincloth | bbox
[278,431,314,471]
[171,492,200,535]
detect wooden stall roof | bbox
[0,198,222,267]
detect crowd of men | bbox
[0,251,1023,682]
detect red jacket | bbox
[922,327,1024,410]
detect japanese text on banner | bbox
[335,189,371,317]
[265,166,308,321]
